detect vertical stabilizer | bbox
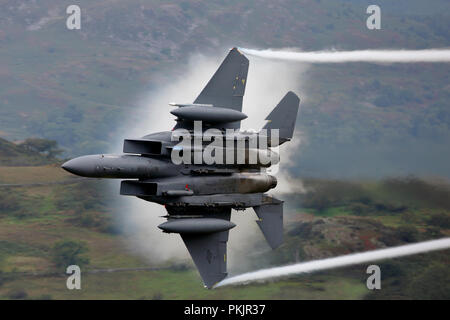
[263,91,300,143]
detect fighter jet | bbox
[62,48,300,288]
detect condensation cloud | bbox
[110,49,308,267]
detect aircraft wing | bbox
[181,229,229,288]
[159,208,232,288]
[172,48,249,131]
[194,47,249,112]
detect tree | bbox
[7,289,28,300]
[19,138,63,158]
[428,213,450,229]
[51,240,90,270]
[395,226,419,243]
[407,263,450,299]
[0,190,21,213]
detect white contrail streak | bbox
[239,48,450,63]
[215,238,450,288]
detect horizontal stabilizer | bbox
[254,198,284,249]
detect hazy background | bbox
[0,0,449,300]
[0,0,449,179]
[1,0,449,270]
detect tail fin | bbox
[194,47,249,112]
[253,197,283,249]
[263,91,300,143]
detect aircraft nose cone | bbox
[61,156,96,177]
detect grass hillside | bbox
[0,137,60,167]
[0,139,448,299]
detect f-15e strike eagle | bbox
[62,48,300,288]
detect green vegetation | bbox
[0,154,446,299]
[19,138,63,159]
[0,138,59,166]
[364,256,450,300]
[0,0,449,299]
[51,240,89,270]
[289,177,450,219]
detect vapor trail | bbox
[215,238,450,288]
[239,48,450,63]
